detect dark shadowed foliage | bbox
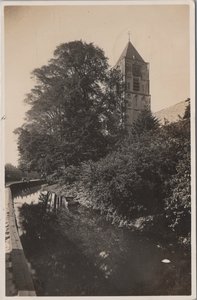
[60,103,191,246]
[15,41,125,175]
[5,163,22,182]
[130,110,160,136]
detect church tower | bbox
[115,39,151,125]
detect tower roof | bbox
[116,41,145,66]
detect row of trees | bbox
[5,163,23,182]
[5,163,40,183]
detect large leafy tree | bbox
[15,41,124,173]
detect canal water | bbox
[13,188,191,296]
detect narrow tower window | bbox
[133,77,140,91]
[132,64,141,76]
[126,82,130,91]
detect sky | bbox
[4,3,190,166]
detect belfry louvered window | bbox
[132,64,141,76]
[133,77,140,91]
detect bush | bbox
[48,104,190,241]
[61,165,81,184]
[164,144,191,235]
[81,152,143,217]
[78,113,190,238]
[81,131,178,217]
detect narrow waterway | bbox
[13,188,191,296]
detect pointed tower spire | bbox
[128,31,131,42]
[114,38,151,126]
[115,40,145,66]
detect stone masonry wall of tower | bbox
[115,41,151,126]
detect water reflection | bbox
[14,188,191,296]
[14,187,41,237]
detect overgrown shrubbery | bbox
[68,107,189,240]
[80,122,189,219]
[164,144,190,235]
[50,103,191,244]
[61,165,81,184]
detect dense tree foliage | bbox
[5,163,40,182]
[15,41,124,174]
[164,100,190,235]
[5,163,22,182]
[14,38,191,246]
[59,101,191,243]
[131,110,160,136]
[80,118,189,216]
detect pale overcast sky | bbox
[4,3,190,166]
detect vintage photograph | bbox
[3,1,195,298]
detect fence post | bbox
[54,194,57,211]
[47,192,52,212]
[45,192,49,210]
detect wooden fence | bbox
[43,191,77,211]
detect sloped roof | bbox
[154,100,188,124]
[116,41,145,66]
